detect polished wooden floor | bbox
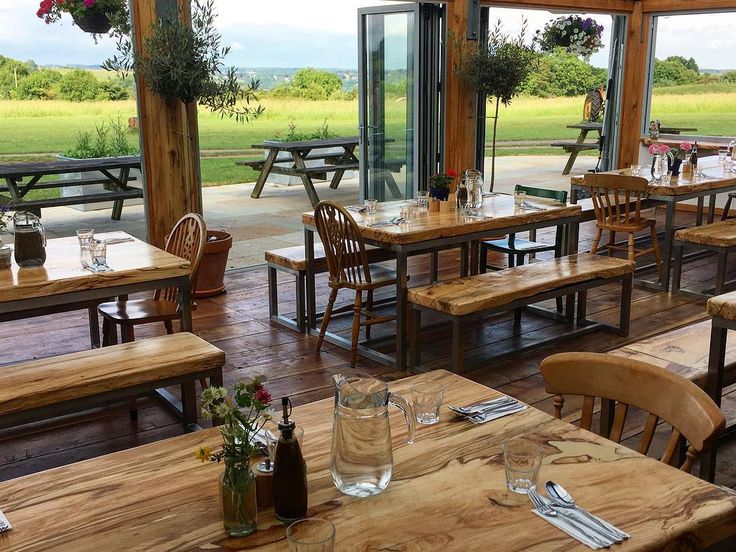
[3,214,736,487]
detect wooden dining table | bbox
[571,163,736,291]
[2,370,735,551]
[302,195,582,369]
[0,231,192,348]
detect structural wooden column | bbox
[444,0,478,173]
[130,0,203,248]
[616,1,650,169]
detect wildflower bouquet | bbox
[429,169,458,190]
[536,16,604,60]
[648,143,671,157]
[195,378,274,464]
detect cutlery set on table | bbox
[530,482,629,549]
[0,509,11,533]
[448,396,527,424]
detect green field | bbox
[0,90,733,188]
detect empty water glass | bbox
[630,165,642,177]
[416,190,429,209]
[77,228,95,269]
[364,199,378,215]
[719,150,729,165]
[514,190,527,207]
[411,381,445,425]
[400,205,411,224]
[287,518,335,552]
[502,438,544,494]
[76,228,94,244]
[662,171,673,185]
[89,240,107,270]
[725,158,734,173]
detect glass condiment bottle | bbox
[13,211,46,267]
[272,397,308,523]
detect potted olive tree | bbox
[453,20,538,191]
[104,0,263,296]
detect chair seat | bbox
[482,236,556,254]
[337,264,398,291]
[598,218,655,233]
[98,298,180,325]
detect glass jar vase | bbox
[650,154,668,183]
[220,459,257,537]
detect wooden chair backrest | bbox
[515,184,568,204]
[154,213,207,304]
[314,201,372,287]
[540,352,725,473]
[582,173,649,228]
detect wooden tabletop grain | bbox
[302,195,581,245]
[1,370,734,551]
[571,164,736,197]
[0,232,190,303]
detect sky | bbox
[1,0,735,70]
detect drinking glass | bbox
[514,191,527,207]
[725,158,734,174]
[502,438,544,494]
[89,240,107,270]
[662,171,673,185]
[719,150,729,165]
[364,199,378,215]
[400,205,411,224]
[411,381,445,425]
[286,518,335,552]
[630,165,642,177]
[76,228,94,244]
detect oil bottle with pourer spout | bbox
[272,396,308,523]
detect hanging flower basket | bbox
[535,16,604,60]
[72,11,112,34]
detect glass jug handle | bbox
[38,222,46,247]
[388,392,415,445]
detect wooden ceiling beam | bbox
[479,0,636,15]
[642,0,736,12]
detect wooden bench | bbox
[672,220,736,297]
[550,141,599,175]
[0,333,224,431]
[408,254,634,373]
[266,244,395,333]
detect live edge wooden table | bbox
[0,231,192,349]
[2,370,735,551]
[571,163,736,291]
[302,195,582,370]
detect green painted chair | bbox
[480,185,568,272]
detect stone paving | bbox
[15,155,597,268]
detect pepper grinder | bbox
[272,396,308,523]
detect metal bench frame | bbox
[409,271,633,373]
[672,238,736,299]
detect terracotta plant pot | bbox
[72,11,112,34]
[194,230,232,298]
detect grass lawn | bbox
[0,89,733,186]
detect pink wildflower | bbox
[255,388,272,405]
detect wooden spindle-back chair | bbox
[313,201,397,367]
[540,352,725,473]
[583,173,663,281]
[99,213,207,345]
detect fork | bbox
[529,490,611,548]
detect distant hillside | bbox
[236,67,358,91]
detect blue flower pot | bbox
[429,187,449,201]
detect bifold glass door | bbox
[358,4,419,201]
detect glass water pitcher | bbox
[464,169,484,214]
[330,373,415,497]
[13,211,46,267]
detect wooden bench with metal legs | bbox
[0,333,225,432]
[266,244,395,333]
[408,254,635,373]
[672,220,736,298]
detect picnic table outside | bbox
[0,155,142,221]
[238,137,405,208]
[551,122,602,176]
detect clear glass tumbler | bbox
[364,199,378,215]
[89,240,107,270]
[411,381,445,425]
[502,438,544,494]
[287,518,335,552]
[514,190,527,207]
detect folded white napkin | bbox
[0,509,11,533]
[532,494,628,550]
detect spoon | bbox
[545,481,629,540]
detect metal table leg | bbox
[701,322,727,482]
[395,250,409,371]
[661,202,677,291]
[305,228,317,330]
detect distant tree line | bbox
[0,55,131,101]
[653,55,736,87]
[267,68,357,100]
